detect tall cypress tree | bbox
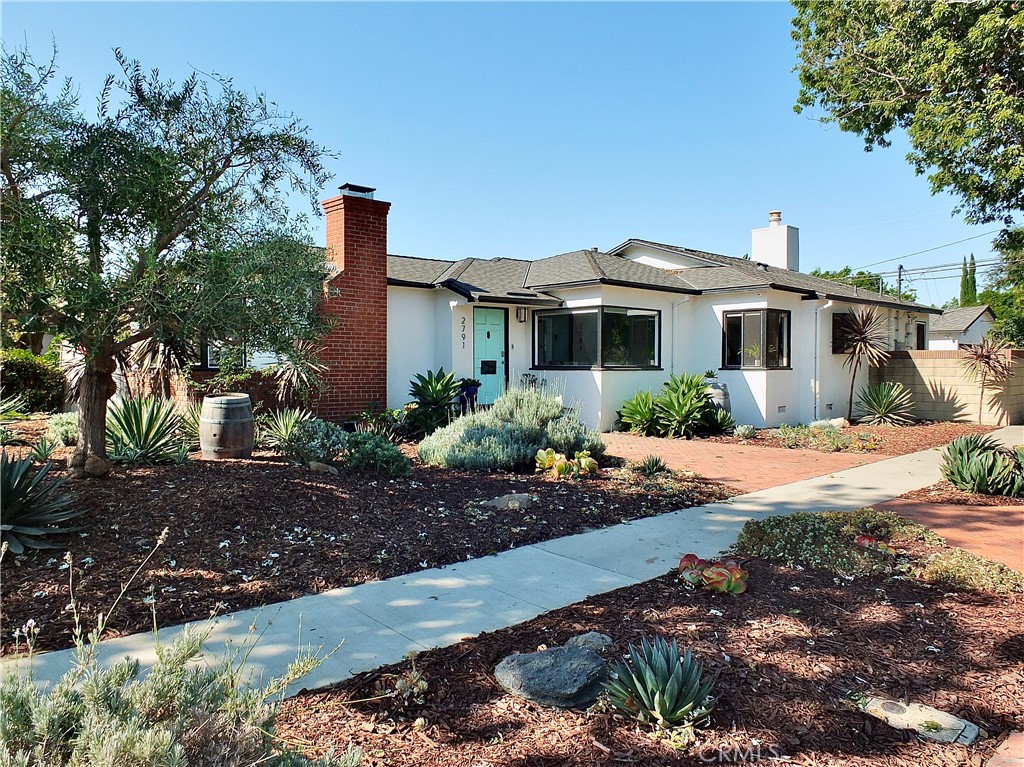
[967,253,978,304]
[960,257,970,306]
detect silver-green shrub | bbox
[418,387,604,470]
[279,418,349,465]
[0,626,361,767]
[45,412,79,447]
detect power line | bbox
[852,229,1002,270]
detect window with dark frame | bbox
[916,322,927,350]
[722,309,790,370]
[534,307,660,369]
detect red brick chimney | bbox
[317,183,390,422]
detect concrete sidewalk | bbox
[8,426,1022,697]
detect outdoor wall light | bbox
[516,307,528,323]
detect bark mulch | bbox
[0,436,734,656]
[706,421,995,456]
[278,559,1024,767]
[895,480,1024,507]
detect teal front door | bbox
[474,307,506,405]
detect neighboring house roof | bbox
[385,238,940,313]
[929,304,994,334]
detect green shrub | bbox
[1,453,86,553]
[941,434,1024,497]
[259,406,314,449]
[418,387,603,471]
[406,368,461,437]
[856,381,915,425]
[345,432,411,477]
[107,397,182,464]
[0,348,66,413]
[733,424,757,440]
[918,547,1024,593]
[280,418,349,465]
[0,625,361,767]
[45,412,79,446]
[603,635,715,736]
[355,408,406,444]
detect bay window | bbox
[722,309,790,369]
[535,306,660,369]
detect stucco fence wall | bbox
[869,350,1024,426]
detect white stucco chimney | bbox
[751,210,799,271]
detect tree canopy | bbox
[0,46,333,475]
[810,266,917,302]
[792,1,1024,239]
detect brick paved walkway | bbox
[875,498,1024,571]
[602,432,884,493]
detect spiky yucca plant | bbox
[833,307,890,421]
[259,407,314,449]
[106,397,182,463]
[960,337,1014,424]
[1,453,85,553]
[604,636,715,735]
[0,393,28,420]
[855,381,915,425]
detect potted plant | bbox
[459,377,482,412]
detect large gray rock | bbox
[861,696,980,745]
[564,632,614,652]
[495,647,606,708]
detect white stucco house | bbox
[927,305,995,350]
[362,192,939,429]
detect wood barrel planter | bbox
[706,381,732,414]
[200,393,254,460]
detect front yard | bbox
[277,554,1023,766]
[0,423,732,656]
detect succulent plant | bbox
[603,635,715,734]
[107,397,182,464]
[678,554,749,594]
[634,454,669,477]
[855,381,915,426]
[941,434,1024,497]
[733,424,757,441]
[1,453,86,553]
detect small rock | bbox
[861,696,979,745]
[308,461,338,476]
[563,632,614,652]
[829,417,850,428]
[481,493,535,510]
[495,647,606,708]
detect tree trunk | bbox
[70,349,117,478]
[847,356,861,422]
[979,372,987,424]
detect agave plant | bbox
[259,407,314,450]
[176,403,202,451]
[1,453,86,553]
[733,424,757,440]
[30,436,57,463]
[833,307,890,421]
[619,391,659,436]
[653,374,713,439]
[634,454,669,477]
[855,381,915,426]
[960,337,1014,424]
[107,397,182,464]
[941,434,1024,497]
[0,392,28,421]
[407,368,461,437]
[701,405,735,436]
[603,636,715,734]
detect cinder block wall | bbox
[869,349,1024,425]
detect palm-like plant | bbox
[107,397,182,463]
[270,340,327,406]
[834,307,890,421]
[960,337,1014,424]
[1,453,86,553]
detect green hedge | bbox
[0,349,66,413]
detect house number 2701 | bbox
[461,316,466,348]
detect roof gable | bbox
[930,304,994,333]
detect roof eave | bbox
[820,292,942,314]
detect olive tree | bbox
[1,47,332,476]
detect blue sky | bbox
[4,1,1000,305]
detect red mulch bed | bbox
[705,421,995,456]
[278,559,1024,767]
[894,480,1024,507]
[0,421,734,656]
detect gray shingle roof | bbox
[385,238,941,314]
[930,304,993,333]
[615,239,940,313]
